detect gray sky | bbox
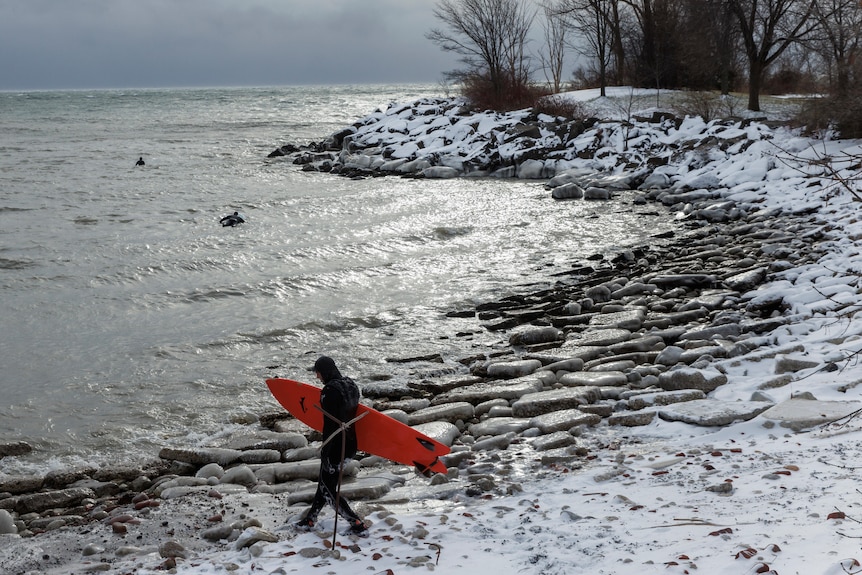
[0,0,462,90]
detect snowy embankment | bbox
[4,89,862,575]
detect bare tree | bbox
[561,0,619,95]
[809,0,862,95]
[679,0,741,93]
[427,0,536,107]
[624,0,687,89]
[727,0,819,110]
[539,0,569,93]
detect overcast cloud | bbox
[0,0,462,90]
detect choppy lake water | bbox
[0,84,673,476]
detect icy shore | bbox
[4,89,862,575]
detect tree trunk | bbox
[610,1,626,84]
[747,58,762,111]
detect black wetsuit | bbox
[301,364,363,526]
[220,212,244,227]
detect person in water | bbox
[294,356,368,535]
[219,211,245,227]
[135,157,145,166]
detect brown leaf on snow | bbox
[828,511,847,520]
[764,544,781,553]
[709,528,733,536]
[735,548,758,559]
[755,563,771,573]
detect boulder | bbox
[551,182,584,200]
[468,418,533,437]
[566,329,632,347]
[608,411,658,427]
[530,431,578,451]
[0,475,44,495]
[584,187,611,200]
[159,447,243,467]
[512,387,602,418]
[658,368,727,393]
[659,399,773,426]
[486,359,543,379]
[0,441,32,458]
[413,421,461,446]
[589,309,645,331]
[432,377,544,405]
[423,166,460,179]
[407,402,475,425]
[559,371,629,388]
[14,487,96,514]
[626,389,706,410]
[529,409,602,434]
[509,326,564,346]
[724,267,767,291]
[758,399,862,431]
[224,431,307,451]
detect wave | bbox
[432,225,474,240]
[0,257,35,270]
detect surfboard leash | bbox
[316,406,368,547]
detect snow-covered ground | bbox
[6,88,862,575]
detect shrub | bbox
[460,74,550,112]
[764,68,819,95]
[534,94,588,119]
[796,92,862,139]
[673,90,746,121]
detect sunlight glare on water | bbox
[0,85,674,475]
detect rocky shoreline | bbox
[2,99,854,573]
[0,162,840,571]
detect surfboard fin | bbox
[414,456,442,477]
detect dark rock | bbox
[0,475,44,495]
[0,441,33,458]
[15,487,96,514]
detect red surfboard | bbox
[266,378,450,475]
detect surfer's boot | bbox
[344,518,368,537]
[293,516,315,531]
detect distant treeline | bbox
[427,0,861,135]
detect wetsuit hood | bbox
[313,356,343,383]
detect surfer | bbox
[135,156,145,166]
[294,356,368,535]
[219,211,245,227]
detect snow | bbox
[7,88,862,575]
